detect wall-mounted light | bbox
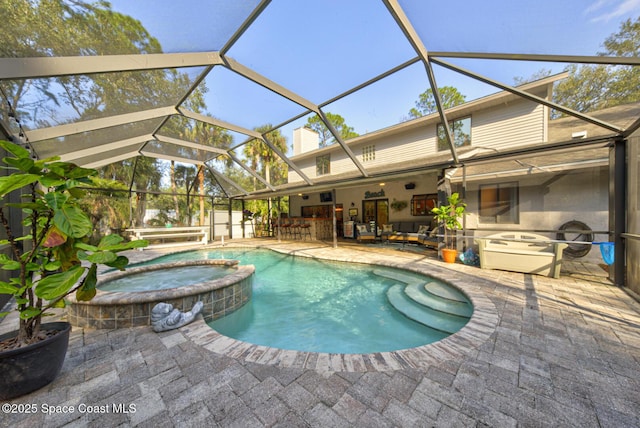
[405,182,415,190]
[379,182,385,186]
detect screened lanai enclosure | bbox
[1,0,639,296]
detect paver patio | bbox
[1,239,639,427]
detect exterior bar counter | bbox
[303,217,333,240]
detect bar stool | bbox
[290,219,301,240]
[300,221,312,240]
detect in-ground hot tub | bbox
[66,259,254,329]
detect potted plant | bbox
[0,140,147,399]
[431,192,466,263]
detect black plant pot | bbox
[0,321,71,400]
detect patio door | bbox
[363,199,389,235]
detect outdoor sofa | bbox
[382,219,438,248]
[356,223,377,242]
[475,232,568,278]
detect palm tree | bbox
[242,125,288,187]
[184,121,233,225]
[242,125,288,222]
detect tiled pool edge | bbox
[67,260,255,329]
[183,243,499,372]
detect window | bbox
[437,117,471,151]
[316,154,330,176]
[411,194,438,216]
[479,182,519,223]
[362,145,375,162]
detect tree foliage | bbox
[78,177,130,241]
[0,0,186,229]
[0,0,165,127]
[305,113,359,147]
[553,17,640,115]
[170,96,234,226]
[242,125,288,188]
[408,86,466,119]
[239,126,289,221]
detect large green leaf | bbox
[35,266,85,300]
[47,161,77,175]
[44,191,68,210]
[75,242,98,252]
[0,140,30,158]
[66,166,97,179]
[76,250,89,261]
[4,157,35,172]
[0,260,21,270]
[76,264,97,301]
[50,299,66,309]
[0,282,18,295]
[44,261,62,271]
[0,174,39,197]
[105,255,130,271]
[39,174,66,187]
[120,239,149,250]
[98,233,125,249]
[53,205,93,238]
[19,307,42,320]
[67,186,86,198]
[97,238,148,252]
[87,251,117,264]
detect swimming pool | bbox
[145,248,472,354]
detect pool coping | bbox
[180,243,500,372]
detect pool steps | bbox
[404,283,473,318]
[423,281,469,303]
[373,270,472,334]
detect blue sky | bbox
[108,0,640,152]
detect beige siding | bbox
[288,170,303,183]
[472,100,545,149]
[288,98,546,181]
[353,127,439,168]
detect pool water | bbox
[142,249,460,354]
[99,265,235,292]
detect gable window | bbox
[362,145,375,162]
[437,116,471,151]
[479,182,519,223]
[316,154,330,176]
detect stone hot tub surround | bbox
[66,259,254,329]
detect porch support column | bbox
[610,138,627,286]
[436,170,452,256]
[332,189,338,248]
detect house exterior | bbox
[284,74,632,264]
